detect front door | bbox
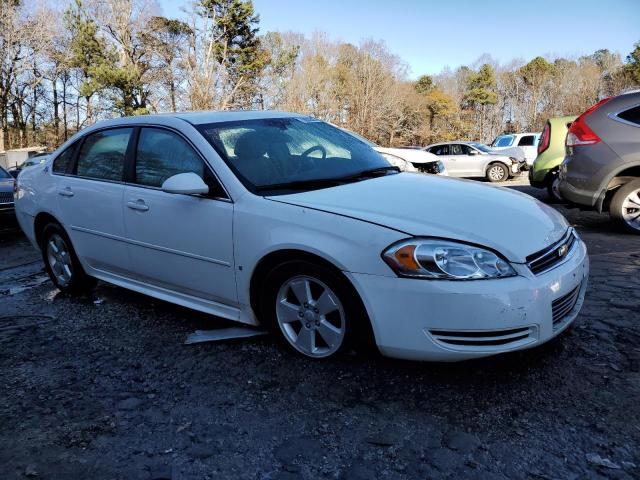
[122,127,237,308]
[429,145,460,176]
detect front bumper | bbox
[347,239,589,361]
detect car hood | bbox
[375,147,438,164]
[268,173,568,263]
[0,178,14,191]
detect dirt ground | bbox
[1,182,639,480]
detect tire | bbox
[546,172,564,203]
[609,178,640,234]
[486,163,509,182]
[41,222,96,294]
[259,260,371,359]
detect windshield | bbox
[197,117,391,193]
[493,135,515,147]
[470,142,493,153]
[0,166,10,179]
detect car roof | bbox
[90,110,306,130]
[426,141,478,147]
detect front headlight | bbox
[382,238,517,280]
[437,160,445,173]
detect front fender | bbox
[233,196,406,307]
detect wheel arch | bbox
[598,163,640,213]
[486,160,510,179]
[248,248,377,347]
[33,211,65,248]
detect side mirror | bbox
[161,172,209,195]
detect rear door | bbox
[122,126,237,309]
[517,135,538,164]
[55,128,133,275]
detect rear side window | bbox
[429,145,448,155]
[52,147,75,174]
[135,128,204,187]
[518,135,535,146]
[76,128,132,181]
[618,106,640,126]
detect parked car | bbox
[529,116,577,200]
[0,165,15,217]
[8,152,50,178]
[342,130,446,175]
[424,141,524,182]
[491,133,541,165]
[559,91,640,234]
[15,111,588,361]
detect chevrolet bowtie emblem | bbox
[558,244,568,257]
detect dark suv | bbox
[559,91,640,233]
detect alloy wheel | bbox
[276,275,346,358]
[46,233,74,287]
[488,165,506,182]
[621,187,640,231]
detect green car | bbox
[529,115,576,200]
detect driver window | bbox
[450,144,464,155]
[459,144,473,155]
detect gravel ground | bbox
[1,182,639,480]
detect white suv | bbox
[491,133,541,166]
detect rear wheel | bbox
[41,222,96,294]
[610,178,640,234]
[259,260,370,359]
[486,163,508,182]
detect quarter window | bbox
[52,147,75,174]
[76,128,132,181]
[619,106,640,126]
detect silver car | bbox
[425,141,525,182]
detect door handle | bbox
[58,187,74,197]
[127,200,149,212]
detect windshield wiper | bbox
[338,166,400,180]
[255,166,400,193]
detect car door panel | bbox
[122,127,237,305]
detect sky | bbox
[158,0,640,78]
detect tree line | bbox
[1,0,639,152]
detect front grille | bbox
[527,228,576,275]
[552,284,581,329]
[0,191,13,204]
[428,326,535,350]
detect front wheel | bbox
[260,260,367,359]
[486,163,508,182]
[609,178,640,234]
[41,222,96,294]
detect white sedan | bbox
[15,111,589,361]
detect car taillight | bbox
[538,122,551,154]
[566,97,613,147]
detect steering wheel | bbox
[301,145,327,160]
